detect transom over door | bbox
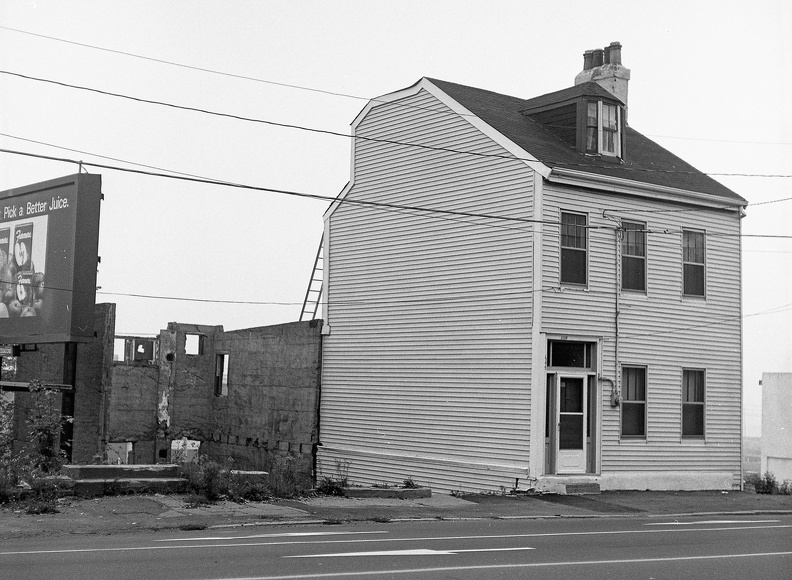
[557,376,587,474]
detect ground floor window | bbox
[682,369,705,437]
[621,366,646,438]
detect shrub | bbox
[1,381,71,511]
[180,456,231,502]
[316,476,346,496]
[180,455,309,503]
[746,471,788,494]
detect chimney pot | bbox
[583,50,594,71]
[592,48,604,67]
[608,41,622,65]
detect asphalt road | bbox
[1,514,790,579]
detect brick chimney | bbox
[574,41,630,106]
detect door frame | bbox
[555,373,589,474]
[546,371,599,475]
[542,336,603,477]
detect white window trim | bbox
[621,219,647,293]
[682,228,707,298]
[599,101,621,157]
[560,210,589,287]
[681,368,706,440]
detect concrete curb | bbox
[205,508,792,529]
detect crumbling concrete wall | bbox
[12,303,115,463]
[156,323,223,461]
[204,320,323,479]
[106,363,159,463]
[105,320,322,483]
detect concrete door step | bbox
[564,482,601,495]
[72,477,188,497]
[62,464,180,480]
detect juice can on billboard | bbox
[13,222,34,273]
[0,228,9,270]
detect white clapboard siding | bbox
[542,184,742,481]
[320,88,536,492]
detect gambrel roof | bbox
[427,78,746,205]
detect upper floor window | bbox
[214,353,229,397]
[185,333,204,356]
[561,212,587,285]
[585,101,621,157]
[682,369,705,438]
[682,230,706,296]
[621,221,646,292]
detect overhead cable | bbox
[2,69,790,179]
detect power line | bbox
[0,25,370,104]
[0,146,550,226]
[3,145,791,239]
[3,69,791,180]
[5,25,792,150]
[6,130,791,220]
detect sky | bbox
[0,0,790,437]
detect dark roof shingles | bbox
[426,78,744,203]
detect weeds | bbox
[178,454,307,504]
[745,471,792,495]
[316,476,347,496]
[315,459,349,496]
[1,381,72,513]
[402,477,418,489]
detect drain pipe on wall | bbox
[603,211,621,407]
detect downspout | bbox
[528,172,545,483]
[602,212,621,406]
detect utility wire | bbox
[4,25,792,149]
[2,146,790,238]
[0,146,551,226]
[0,25,370,103]
[6,130,790,221]
[2,69,791,180]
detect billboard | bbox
[0,174,102,344]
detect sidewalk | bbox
[1,490,791,539]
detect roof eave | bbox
[547,167,747,210]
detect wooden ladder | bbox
[299,234,324,321]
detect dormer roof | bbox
[426,77,745,205]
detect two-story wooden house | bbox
[317,43,746,492]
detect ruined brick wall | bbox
[204,320,322,481]
[12,303,115,463]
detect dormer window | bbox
[586,101,621,157]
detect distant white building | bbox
[761,373,792,482]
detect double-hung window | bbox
[585,101,621,157]
[682,369,705,438]
[561,212,587,285]
[621,221,646,291]
[621,366,646,438]
[683,230,706,296]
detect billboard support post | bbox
[60,342,77,461]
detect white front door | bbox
[556,375,587,474]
